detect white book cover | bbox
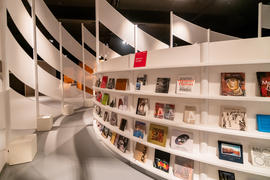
[176,75,195,94]
[118,96,128,111]
[183,106,196,124]
[251,147,270,168]
[171,129,193,152]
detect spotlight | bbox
[122,40,127,45]
[49,39,54,43]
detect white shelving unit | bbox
[93,37,270,180]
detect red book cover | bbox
[257,72,270,97]
[101,76,108,88]
[134,51,147,68]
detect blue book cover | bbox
[257,114,270,133]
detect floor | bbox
[0,108,154,180]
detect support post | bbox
[59,22,64,112]
[170,11,173,48]
[81,23,86,103]
[95,0,99,64]
[134,25,137,53]
[207,29,210,42]
[258,2,262,37]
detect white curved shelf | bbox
[94,114,270,178]
[93,87,270,103]
[93,100,270,140]
[94,59,270,74]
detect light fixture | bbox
[122,40,127,45]
[49,39,54,43]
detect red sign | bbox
[134,51,147,68]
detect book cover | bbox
[101,93,109,105]
[117,135,129,153]
[183,106,196,124]
[164,104,175,120]
[171,129,193,152]
[154,103,164,119]
[133,121,146,139]
[221,73,245,96]
[136,98,149,116]
[153,149,170,173]
[118,96,128,111]
[109,97,116,108]
[256,114,270,133]
[155,78,170,93]
[148,124,168,147]
[110,112,118,126]
[136,74,147,90]
[96,91,102,102]
[218,141,243,164]
[221,107,247,131]
[174,156,194,180]
[134,51,147,68]
[95,78,101,87]
[110,132,117,144]
[251,147,270,168]
[257,72,270,97]
[115,79,129,90]
[119,119,127,131]
[103,111,110,122]
[101,127,110,138]
[107,78,115,89]
[176,75,195,94]
[114,134,120,146]
[95,106,101,116]
[134,143,148,163]
[100,76,108,88]
[218,170,235,180]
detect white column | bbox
[207,28,210,42]
[81,23,86,102]
[95,0,99,64]
[59,22,64,111]
[170,11,173,48]
[134,25,137,53]
[258,2,262,38]
[32,0,39,119]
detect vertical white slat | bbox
[207,29,210,42]
[32,0,39,120]
[81,23,86,102]
[258,2,262,37]
[59,22,64,111]
[134,24,137,53]
[170,11,173,48]
[95,0,99,64]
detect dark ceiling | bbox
[44,0,270,54]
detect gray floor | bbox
[0,108,154,180]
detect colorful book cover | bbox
[136,98,149,116]
[183,106,196,124]
[118,96,128,111]
[148,123,168,147]
[134,143,148,163]
[256,72,270,97]
[101,93,109,105]
[103,111,110,122]
[119,119,127,131]
[221,73,245,96]
[117,135,129,153]
[218,141,243,164]
[154,103,164,119]
[95,106,101,116]
[109,97,116,108]
[176,75,195,94]
[136,74,147,90]
[115,79,129,90]
[133,121,146,139]
[110,132,117,144]
[174,156,194,180]
[96,91,102,102]
[221,107,247,131]
[153,149,170,173]
[101,127,110,138]
[171,129,193,152]
[251,147,270,168]
[107,78,115,89]
[218,170,235,180]
[110,112,118,126]
[100,76,108,88]
[95,78,101,87]
[155,78,170,93]
[164,104,175,120]
[256,114,270,133]
[134,51,147,68]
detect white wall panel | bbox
[0,91,5,130]
[210,30,239,42]
[63,56,83,84]
[84,49,96,69]
[262,4,270,29]
[209,37,270,63]
[0,150,5,172]
[97,55,130,72]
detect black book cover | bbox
[153,149,170,173]
[155,78,170,93]
[119,119,127,131]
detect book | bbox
[100,76,108,88]
[154,103,164,119]
[115,79,129,90]
[95,106,101,116]
[256,114,270,133]
[251,146,270,168]
[183,106,196,124]
[110,112,118,126]
[133,121,146,139]
[117,135,129,153]
[107,78,115,89]
[114,134,120,146]
[103,111,109,122]
[101,127,110,138]
[110,132,117,144]
[134,143,148,163]
[221,73,245,96]
[96,91,102,102]
[164,104,175,120]
[257,72,270,97]
[176,75,195,94]
[109,97,116,108]
[174,156,194,180]
[118,96,128,111]
[101,93,109,105]
[119,119,127,131]
[153,149,170,173]
[221,107,247,131]
[136,98,149,116]
[218,170,235,180]
[218,141,243,164]
[95,78,101,87]
[155,78,170,93]
[148,124,168,147]
[171,129,193,152]
[134,51,147,68]
[136,74,147,90]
